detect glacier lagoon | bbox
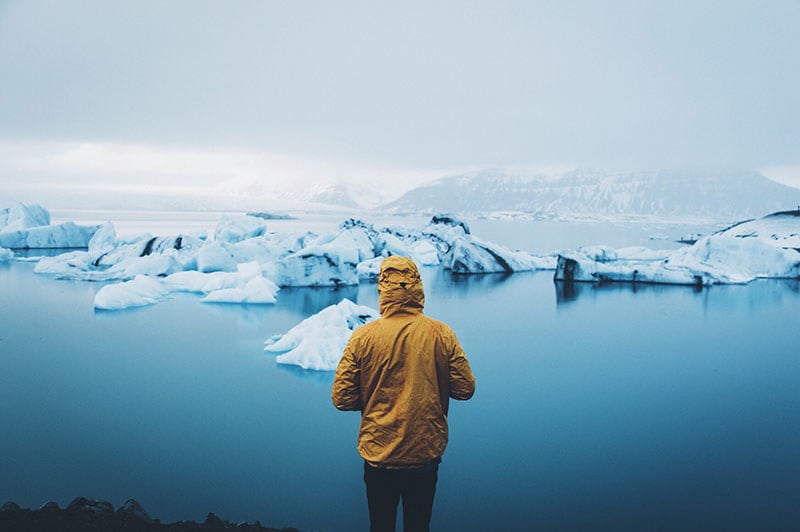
[1,216,799,531]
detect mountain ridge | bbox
[381,168,800,220]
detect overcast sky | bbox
[0,0,798,192]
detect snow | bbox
[264,298,379,370]
[0,203,99,249]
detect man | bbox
[332,255,476,532]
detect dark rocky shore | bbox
[0,497,299,532]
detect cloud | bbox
[760,165,800,190]
[0,140,452,200]
[0,1,798,169]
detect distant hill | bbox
[382,168,800,220]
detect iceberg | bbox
[34,211,555,291]
[264,298,379,371]
[93,262,279,310]
[0,203,50,232]
[35,210,560,310]
[199,262,279,304]
[274,219,380,287]
[0,203,98,249]
[94,275,170,310]
[213,214,268,243]
[554,211,800,285]
[197,241,238,273]
[442,235,555,273]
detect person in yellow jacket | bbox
[332,255,476,532]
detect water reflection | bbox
[426,269,513,292]
[276,285,359,316]
[277,363,336,384]
[554,279,703,304]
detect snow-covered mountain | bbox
[382,168,800,220]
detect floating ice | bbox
[0,247,12,262]
[264,298,379,371]
[0,203,50,232]
[0,204,99,249]
[94,275,170,310]
[33,211,556,293]
[214,215,268,243]
[93,261,280,310]
[554,211,800,285]
[199,262,279,304]
[442,235,553,273]
[197,241,238,273]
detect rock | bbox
[205,512,226,526]
[39,501,60,511]
[117,498,154,523]
[67,496,114,513]
[0,501,22,512]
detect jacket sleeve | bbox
[448,332,475,401]
[332,337,363,411]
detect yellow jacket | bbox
[332,256,475,467]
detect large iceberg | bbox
[554,211,800,285]
[0,203,99,249]
[264,298,379,371]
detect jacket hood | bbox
[378,256,425,317]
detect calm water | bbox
[1,234,799,530]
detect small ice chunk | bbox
[265,298,379,371]
[0,247,13,262]
[202,276,278,304]
[94,275,169,310]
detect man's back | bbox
[334,310,474,466]
[332,255,475,531]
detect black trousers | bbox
[363,460,439,532]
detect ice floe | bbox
[94,275,170,310]
[264,298,379,371]
[92,261,280,310]
[554,211,800,285]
